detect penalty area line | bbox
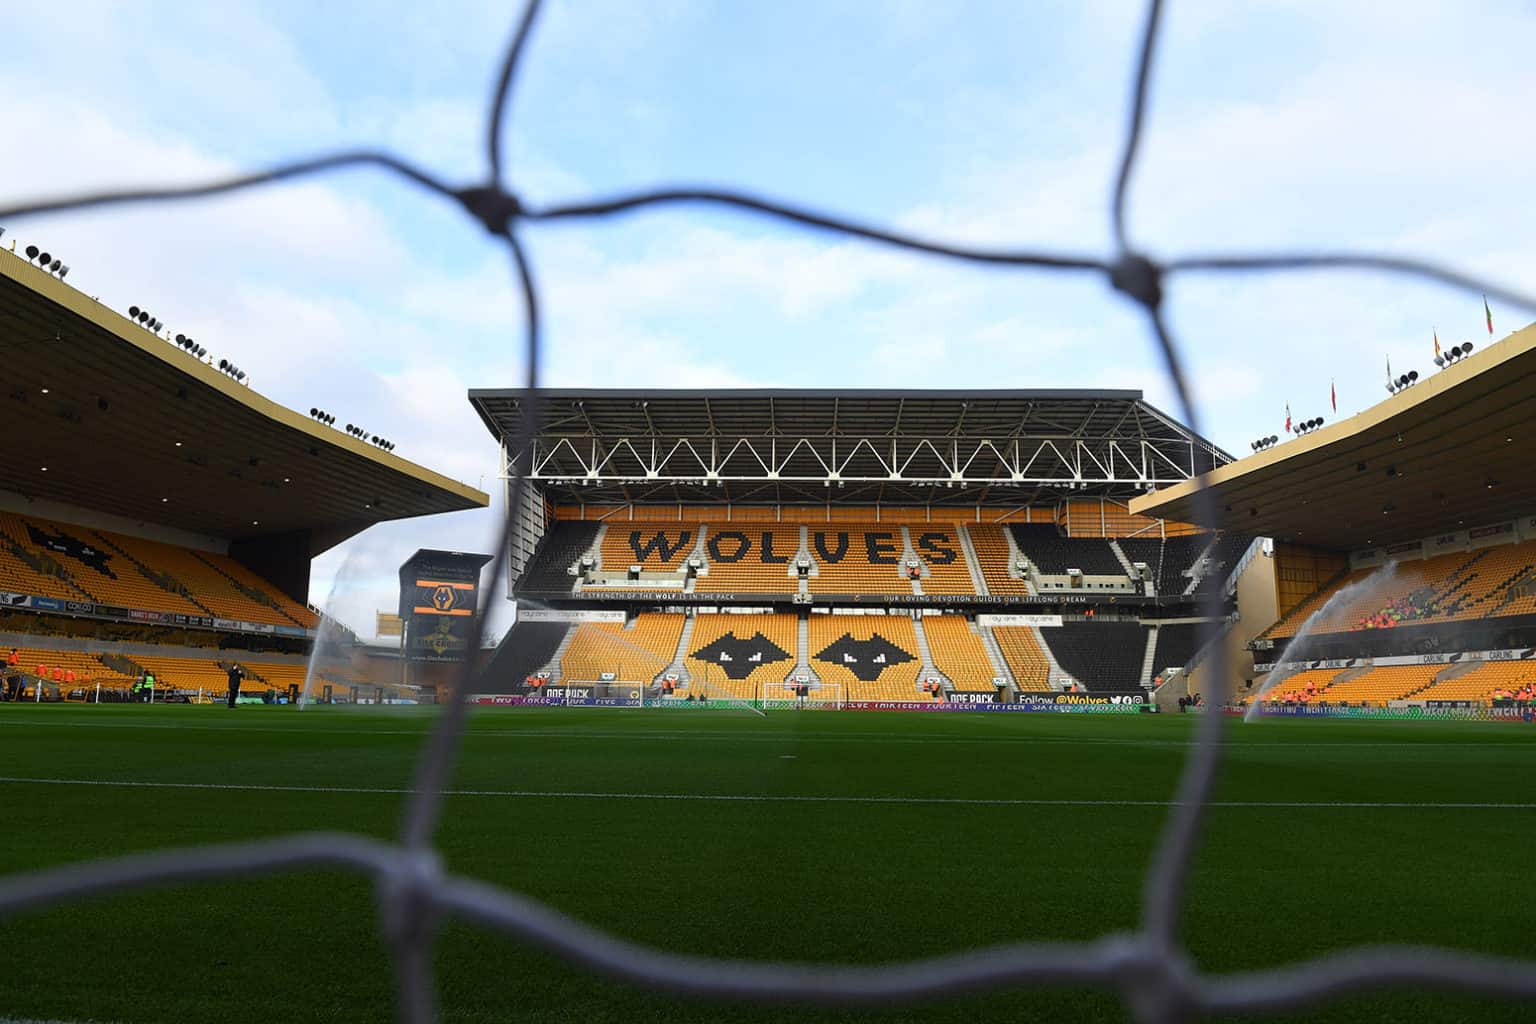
[1,776,1534,810]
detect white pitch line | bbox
[2,776,1534,809]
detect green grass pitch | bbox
[3,704,1536,1023]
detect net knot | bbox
[1108,253,1163,310]
[1101,934,1196,1023]
[378,849,444,945]
[455,184,524,236]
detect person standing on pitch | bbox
[226,662,245,708]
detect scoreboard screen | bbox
[397,550,493,662]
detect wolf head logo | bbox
[690,631,791,679]
[813,633,915,681]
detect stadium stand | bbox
[1261,539,1536,640]
[1308,664,1443,706]
[685,612,798,699]
[805,526,912,595]
[922,615,998,690]
[1039,621,1147,691]
[16,519,206,615]
[559,614,683,683]
[0,512,316,627]
[1190,533,1254,595]
[0,513,102,601]
[808,614,922,700]
[597,525,696,573]
[1115,533,1215,597]
[1159,534,1215,595]
[909,527,978,595]
[694,525,800,594]
[1010,524,1125,576]
[1115,537,1164,591]
[992,626,1051,690]
[244,661,358,694]
[1149,622,1205,678]
[1259,667,1344,702]
[142,541,306,625]
[10,648,132,689]
[1414,662,1536,703]
[482,620,570,687]
[192,549,318,627]
[131,654,241,694]
[519,521,601,594]
[965,524,1030,596]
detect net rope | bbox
[4,0,1536,1019]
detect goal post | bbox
[759,679,844,711]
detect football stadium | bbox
[7,4,1536,1022]
[6,236,1536,1023]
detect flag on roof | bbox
[1485,295,1494,336]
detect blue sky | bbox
[5,1,1534,636]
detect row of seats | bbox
[0,514,97,602]
[22,522,205,616]
[993,626,1051,689]
[910,528,975,595]
[1265,538,1536,640]
[0,512,315,628]
[1039,622,1148,691]
[1257,667,1343,702]
[519,518,1237,599]
[2,647,325,693]
[1150,623,1204,679]
[685,612,798,695]
[807,614,922,701]
[479,612,1200,695]
[693,526,802,593]
[481,620,571,686]
[1190,534,1253,595]
[558,614,685,682]
[1416,662,1536,702]
[1117,534,1213,596]
[132,654,234,693]
[6,648,129,687]
[1010,524,1126,576]
[922,615,997,689]
[598,526,696,572]
[518,522,600,593]
[967,524,1029,596]
[804,527,914,595]
[1256,661,1536,706]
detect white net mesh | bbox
[4,1,1536,1020]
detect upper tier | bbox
[0,511,316,631]
[517,514,1240,604]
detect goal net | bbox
[759,680,845,711]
